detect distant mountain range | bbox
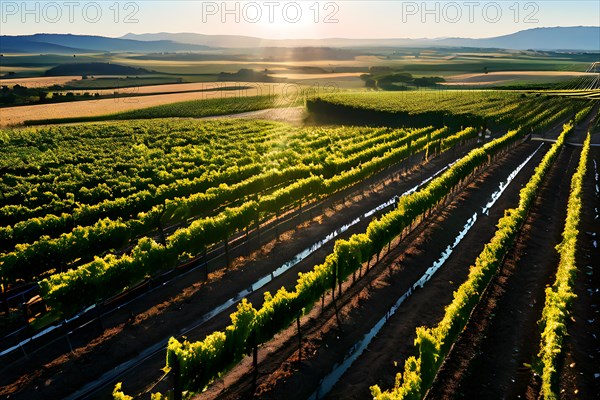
[0,34,211,53]
[1,27,598,53]
[435,26,600,50]
[122,27,600,51]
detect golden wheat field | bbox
[0,82,293,126]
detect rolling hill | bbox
[123,26,600,51]
[2,26,597,55]
[0,34,211,53]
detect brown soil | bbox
[424,100,600,400]
[194,141,549,400]
[0,135,475,399]
[426,144,579,400]
[556,147,600,400]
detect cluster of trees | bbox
[1,84,48,105]
[371,123,574,399]
[217,69,275,83]
[0,84,101,106]
[360,71,445,91]
[537,134,590,400]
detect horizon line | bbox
[7,25,599,42]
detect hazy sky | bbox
[1,1,598,39]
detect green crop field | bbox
[1,88,597,400]
[1,118,472,312]
[1,17,599,400]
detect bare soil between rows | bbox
[0,134,476,399]
[556,147,600,400]
[424,104,600,400]
[194,141,548,400]
[426,144,578,400]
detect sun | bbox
[247,2,328,40]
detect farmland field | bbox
[0,84,301,127]
[1,14,600,400]
[1,88,598,400]
[443,71,598,86]
[0,75,83,87]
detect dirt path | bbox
[556,147,600,400]
[200,106,307,126]
[0,135,475,399]
[426,144,579,399]
[198,142,549,400]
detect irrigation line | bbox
[1,135,443,351]
[65,137,493,399]
[65,152,465,400]
[307,143,544,400]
